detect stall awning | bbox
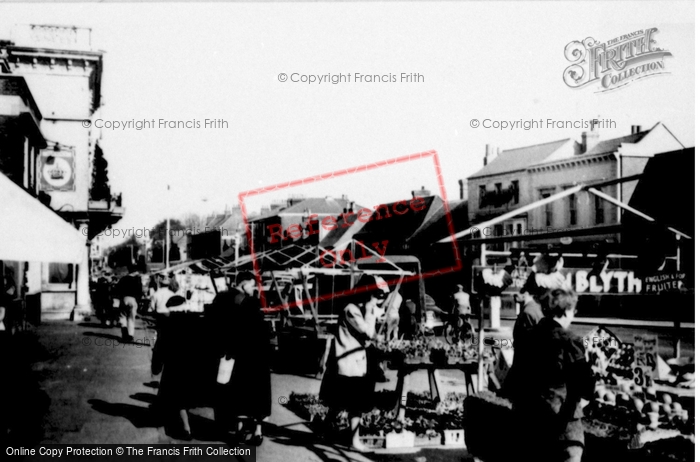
[0,172,86,263]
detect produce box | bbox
[443,429,465,446]
[359,434,385,449]
[413,432,442,447]
[385,430,416,449]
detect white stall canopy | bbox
[0,172,86,263]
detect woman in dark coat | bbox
[152,296,214,440]
[215,271,271,446]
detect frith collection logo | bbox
[563,28,672,92]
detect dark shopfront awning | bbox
[0,171,86,263]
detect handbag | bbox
[217,356,235,385]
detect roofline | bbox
[658,122,685,149]
[467,137,572,180]
[6,45,103,59]
[465,167,528,181]
[527,151,616,171]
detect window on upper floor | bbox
[512,181,519,204]
[594,193,605,225]
[540,189,554,227]
[569,193,578,226]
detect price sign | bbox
[632,335,658,386]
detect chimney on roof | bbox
[631,125,642,134]
[484,144,499,166]
[411,186,431,198]
[581,119,600,153]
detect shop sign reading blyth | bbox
[474,266,645,295]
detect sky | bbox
[0,2,694,246]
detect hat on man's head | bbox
[235,271,256,286]
[354,274,390,299]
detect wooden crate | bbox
[443,429,466,446]
[359,435,386,449]
[414,433,442,447]
[385,431,415,449]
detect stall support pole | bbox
[477,244,486,392]
[673,236,682,359]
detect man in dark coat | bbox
[512,288,595,462]
[512,287,543,347]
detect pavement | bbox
[8,316,472,462]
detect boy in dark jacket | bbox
[512,288,595,462]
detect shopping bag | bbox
[217,356,235,384]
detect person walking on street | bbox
[151,276,176,319]
[213,272,271,446]
[93,276,111,326]
[511,288,595,462]
[151,295,212,441]
[116,269,142,342]
[320,274,389,452]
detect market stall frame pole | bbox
[477,243,486,391]
[674,234,682,359]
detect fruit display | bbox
[586,383,693,434]
[606,343,636,379]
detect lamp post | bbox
[165,185,170,270]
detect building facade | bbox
[460,122,685,253]
[0,25,124,320]
[248,196,357,253]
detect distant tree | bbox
[150,219,186,243]
[90,143,111,201]
[107,235,142,269]
[149,219,186,263]
[181,213,207,233]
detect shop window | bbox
[49,263,74,285]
